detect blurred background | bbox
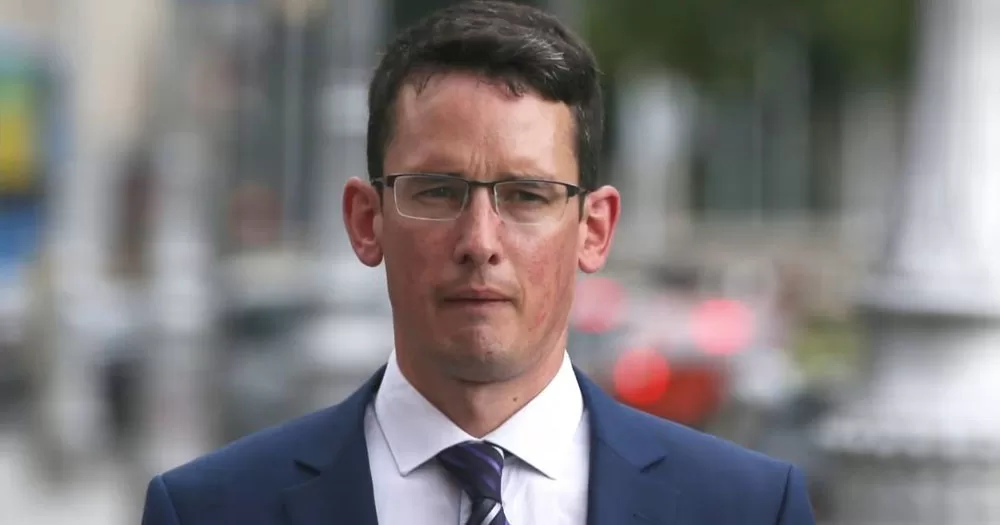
[2,0,999,523]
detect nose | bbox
[451,186,503,267]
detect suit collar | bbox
[281,365,677,525]
[376,350,585,480]
[576,369,665,467]
[281,367,385,525]
[577,370,678,525]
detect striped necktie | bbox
[437,440,511,525]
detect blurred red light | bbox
[612,347,671,406]
[690,298,753,356]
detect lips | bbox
[441,288,514,304]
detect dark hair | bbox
[367,0,604,190]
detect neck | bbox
[397,336,567,438]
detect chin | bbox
[437,333,524,383]
[442,324,515,352]
[445,358,524,384]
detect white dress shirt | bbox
[365,350,590,525]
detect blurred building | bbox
[11,1,1000,523]
[817,0,1000,522]
[0,0,889,469]
[607,59,902,326]
[0,0,61,428]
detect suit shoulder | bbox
[158,403,344,491]
[619,403,793,479]
[144,394,370,523]
[613,404,804,521]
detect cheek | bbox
[517,231,578,328]
[384,227,449,300]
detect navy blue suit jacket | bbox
[141,367,815,524]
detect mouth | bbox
[441,290,514,308]
[442,297,511,306]
[440,299,511,317]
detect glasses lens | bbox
[394,175,468,220]
[495,181,570,224]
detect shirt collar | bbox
[372,349,585,480]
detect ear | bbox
[343,177,384,267]
[578,185,621,274]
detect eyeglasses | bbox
[373,173,586,225]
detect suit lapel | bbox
[281,368,386,525]
[578,370,679,525]
[277,365,680,525]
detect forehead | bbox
[384,72,577,181]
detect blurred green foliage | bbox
[583,0,917,93]
[792,315,863,381]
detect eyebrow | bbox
[498,171,558,182]
[414,171,559,182]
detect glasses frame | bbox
[372,173,588,224]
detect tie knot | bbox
[437,440,505,501]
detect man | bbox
[141,1,816,524]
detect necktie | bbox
[437,440,511,525]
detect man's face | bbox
[344,72,619,384]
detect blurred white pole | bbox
[140,2,215,476]
[837,88,899,259]
[817,0,1000,523]
[37,0,163,479]
[144,132,215,473]
[614,67,696,262]
[299,0,395,409]
[39,0,110,475]
[317,0,383,258]
[281,2,305,245]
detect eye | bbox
[509,190,547,202]
[402,176,466,201]
[499,182,558,204]
[417,186,462,199]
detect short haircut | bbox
[367,0,604,190]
